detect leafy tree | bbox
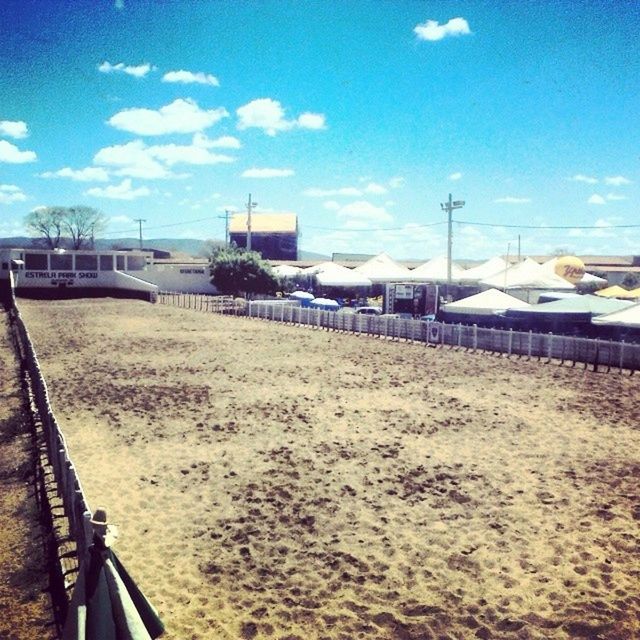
[210,247,278,297]
[24,207,66,248]
[24,205,107,249]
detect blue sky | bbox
[1,0,638,259]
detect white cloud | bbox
[303,186,363,197]
[296,112,326,130]
[494,196,531,204]
[94,140,171,179]
[606,193,627,201]
[40,166,110,182]
[570,174,598,184]
[0,140,37,163]
[0,184,27,204]
[192,132,242,149]
[236,98,326,136]
[148,143,234,166]
[336,200,393,224]
[364,182,388,195]
[162,70,220,86]
[85,178,150,200]
[98,61,153,78]
[241,168,294,178]
[0,120,28,139]
[388,176,406,189]
[604,175,631,186]
[448,172,462,181]
[323,200,341,211]
[587,194,606,205]
[414,17,471,42]
[108,98,228,135]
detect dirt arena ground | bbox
[18,298,640,640]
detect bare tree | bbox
[24,207,66,248]
[24,205,107,249]
[64,205,107,249]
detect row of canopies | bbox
[440,288,640,329]
[272,253,607,289]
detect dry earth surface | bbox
[17,298,640,640]
[0,309,57,640]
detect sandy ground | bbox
[17,298,640,640]
[0,310,56,640]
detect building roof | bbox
[229,213,297,234]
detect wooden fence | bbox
[158,293,640,373]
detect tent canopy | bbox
[410,256,465,282]
[595,285,639,299]
[507,294,633,317]
[592,303,640,328]
[459,257,508,283]
[315,263,372,287]
[541,257,607,285]
[354,252,416,282]
[441,288,530,316]
[480,257,575,290]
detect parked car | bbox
[355,306,382,315]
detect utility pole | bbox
[440,194,465,300]
[134,218,146,250]
[246,194,257,251]
[217,210,230,247]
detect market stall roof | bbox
[480,258,575,290]
[594,285,639,299]
[459,257,508,283]
[507,294,633,316]
[354,252,417,282]
[409,256,465,281]
[314,263,372,287]
[441,288,530,316]
[592,303,640,328]
[272,264,302,277]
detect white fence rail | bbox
[158,294,640,373]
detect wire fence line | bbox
[7,289,93,630]
[158,292,640,373]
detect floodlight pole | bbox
[440,194,465,300]
[246,194,257,251]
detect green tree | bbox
[24,205,107,249]
[210,247,278,297]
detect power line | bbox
[454,219,640,230]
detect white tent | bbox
[272,264,302,277]
[480,258,575,290]
[409,256,465,282]
[354,253,416,283]
[541,257,607,285]
[441,288,530,316]
[314,263,372,287]
[591,303,640,328]
[459,257,508,283]
[300,261,334,275]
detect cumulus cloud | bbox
[494,196,531,204]
[85,178,150,200]
[303,186,363,198]
[192,132,242,149]
[336,200,393,224]
[108,98,228,135]
[0,120,28,139]
[414,17,471,42]
[606,193,627,201]
[363,182,388,195]
[448,172,462,181]
[388,176,406,189]
[241,168,294,178]
[236,98,325,136]
[148,143,234,166]
[0,140,37,163]
[604,175,631,186]
[570,174,598,184]
[587,194,606,205]
[0,184,27,204]
[162,70,220,86]
[98,61,153,78]
[40,166,110,182]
